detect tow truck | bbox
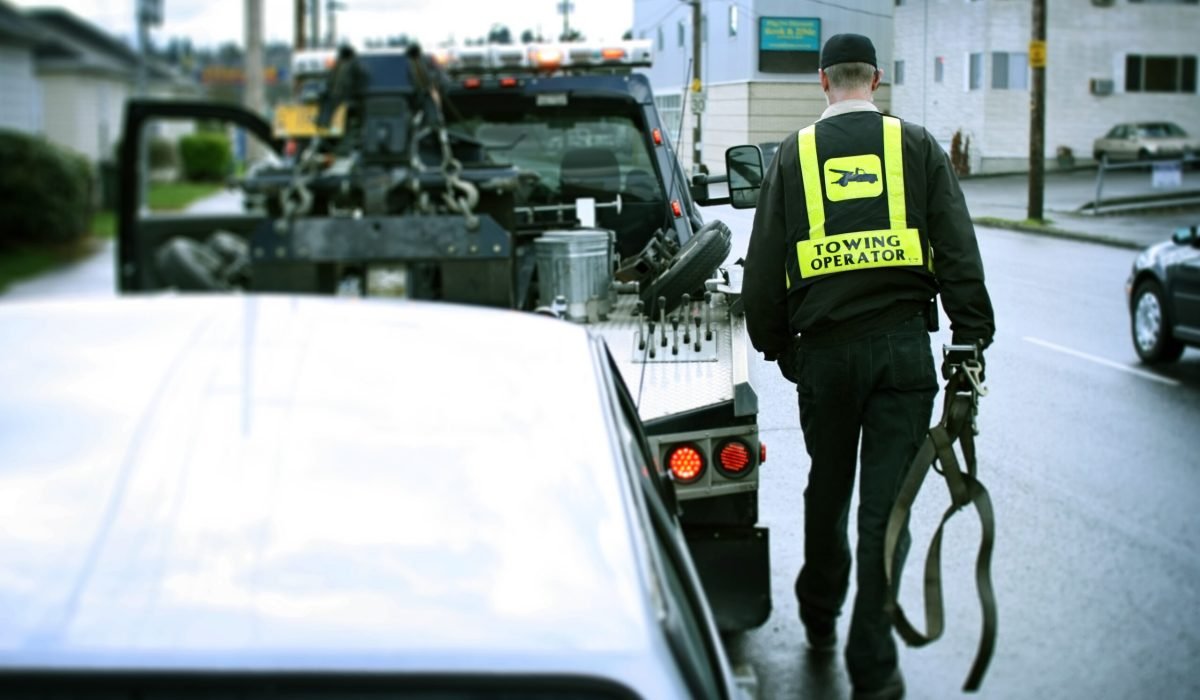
[116,39,770,632]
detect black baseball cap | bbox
[820,33,878,70]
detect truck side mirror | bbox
[725,145,764,209]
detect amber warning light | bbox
[668,445,705,483]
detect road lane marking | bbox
[1023,337,1180,386]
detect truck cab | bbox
[115,39,770,633]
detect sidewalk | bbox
[959,166,1200,250]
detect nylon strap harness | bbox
[883,357,997,692]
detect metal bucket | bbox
[533,229,614,321]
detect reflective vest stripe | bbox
[882,116,907,229]
[797,125,826,240]
[795,228,923,279]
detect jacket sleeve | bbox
[922,130,996,349]
[742,145,793,359]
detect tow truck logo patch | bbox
[823,154,883,202]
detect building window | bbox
[678,20,685,47]
[992,52,1029,89]
[1125,54,1197,92]
[934,56,945,83]
[968,53,983,90]
[729,5,738,35]
[894,60,906,85]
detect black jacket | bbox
[743,109,995,357]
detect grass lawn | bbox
[0,238,101,293]
[0,210,119,292]
[147,181,225,211]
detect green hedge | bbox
[0,129,93,248]
[179,131,232,181]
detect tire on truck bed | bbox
[640,219,732,316]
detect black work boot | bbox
[851,667,905,700]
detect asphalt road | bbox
[708,202,1200,700]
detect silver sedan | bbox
[0,296,752,699]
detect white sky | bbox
[11,0,634,49]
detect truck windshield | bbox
[454,111,664,207]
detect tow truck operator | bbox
[741,32,995,700]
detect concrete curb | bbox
[972,216,1145,250]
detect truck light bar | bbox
[292,49,338,77]
[440,39,652,76]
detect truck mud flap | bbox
[685,525,770,632]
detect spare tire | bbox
[640,219,732,315]
[155,237,231,291]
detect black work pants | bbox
[788,313,937,687]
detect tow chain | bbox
[884,346,997,693]
[280,137,324,219]
[407,56,480,229]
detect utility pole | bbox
[326,0,345,47]
[135,0,161,212]
[1028,0,1047,220]
[245,0,265,116]
[245,0,266,164]
[295,0,306,49]
[310,0,321,49]
[689,0,703,174]
[557,0,573,40]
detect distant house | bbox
[0,0,43,134]
[21,7,197,165]
[26,7,146,164]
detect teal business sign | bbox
[759,17,820,52]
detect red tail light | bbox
[652,128,663,145]
[760,441,767,464]
[716,439,755,478]
[462,77,482,89]
[667,444,705,483]
[499,77,518,88]
[671,200,682,217]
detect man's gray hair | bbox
[823,62,878,91]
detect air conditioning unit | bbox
[1091,0,1114,7]
[1090,78,1114,96]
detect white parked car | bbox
[1093,122,1200,162]
[0,296,752,699]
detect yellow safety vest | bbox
[790,115,932,285]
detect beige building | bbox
[633,0,894,174]
[27,7,144,164]
[890,0,1198,173]
[635,0,1198,175]
[0,1,42,134]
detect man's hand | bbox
[942,341,986,383]
[777,355,798,384]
